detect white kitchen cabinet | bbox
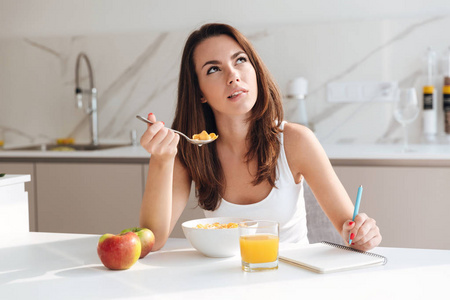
[0,174,31,232]
[0,162,36,231]
[333,165,450,250]
[36,162,144,234]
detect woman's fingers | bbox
[168,131,180,149]
[352,217,375,243]
[352,226,378,246]
[140,121,165,147]
[352,231,382,251]
[349,213,382,251]
[147,112,157,123]
[346,219,356,230]
[349,213,368,243]
[153,129,177,155]
[139,113,179,158]
[342,219,356,244]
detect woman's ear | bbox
[201,97,207,103]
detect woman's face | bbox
[193,35,258,118]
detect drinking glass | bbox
[238,220,279,272]
[393,88,420,152]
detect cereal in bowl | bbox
[196,222,238,229]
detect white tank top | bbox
[204,121,309,244]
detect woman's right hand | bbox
[140,113,180,160]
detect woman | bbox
[139,23,382,252]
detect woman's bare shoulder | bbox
[282,122,327,174]
[283,122,317,148]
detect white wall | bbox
[2,0,450,37]
[1,0,450,147]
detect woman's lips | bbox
[227,91,247,101]
[227,89,249,99]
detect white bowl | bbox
[182,217,251,258]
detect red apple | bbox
[97,232,141,270]
[120,227,155,258]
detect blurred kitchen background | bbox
[2,0,450,250]
[1,0,450,146]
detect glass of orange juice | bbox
[239,220,279,272]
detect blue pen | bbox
[349,185,363,245]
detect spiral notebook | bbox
[279,241,387,274]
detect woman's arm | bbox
[138,113,191,251]
[283,123,382,250]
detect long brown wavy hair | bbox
[172,23,284,211]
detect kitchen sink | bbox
[7,143,131,151]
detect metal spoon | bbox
[136,115,217,146]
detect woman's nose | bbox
[227,70,240,85]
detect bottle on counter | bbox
[422,47,438,141]
[443,47,450,135]
[0,129,4,150]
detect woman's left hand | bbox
[342,213,382,251]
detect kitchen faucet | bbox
[74,52,98,146]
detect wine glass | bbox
[393,88,420,152]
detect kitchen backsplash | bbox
[1,15,450,147]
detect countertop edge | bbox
[0,174,31,186]
[0,156,150,164]
[1,143,450,166]
[329,158,450,167]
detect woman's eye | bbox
[207,66,220,75]
[236,57,247,64]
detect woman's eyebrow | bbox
[202,59,220,69]
[231,50,245,60]
[201,51,246,69]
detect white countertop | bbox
[0,174,31,187]
[0,145,150,163]
[322,143,450,160]
[1,232,449,299]
[1,142,450,165]
[322,143,450,166]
